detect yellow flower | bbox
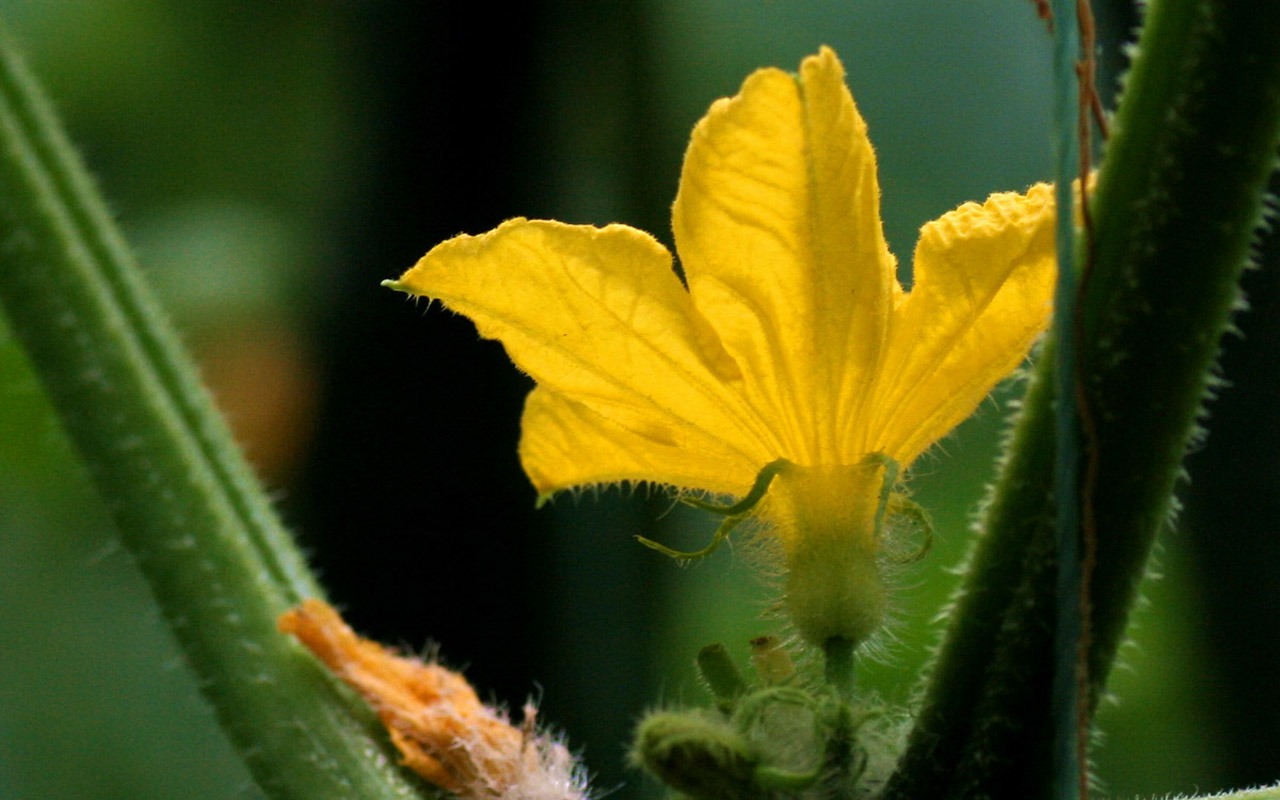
[386,47,1058,646]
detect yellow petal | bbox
[519,387,760,497]
[389,219,777,487]
[856,184,1057,464]
[673,46,898,465]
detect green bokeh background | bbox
[0,2,1275,799]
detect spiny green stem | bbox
[884,0,1280,797]
[0,24,429,800]
[1076,0,1280,702]
[1191,786,1280,800]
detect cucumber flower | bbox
[385,47,1058,648]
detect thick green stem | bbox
[883,1,1280,798]
[0,24,428,800]
[1077,0,1280,700]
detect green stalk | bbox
[1077,0,1280,700]
[883,0,1280,797]
[1048,0,1084,795]
[0,24,428,800]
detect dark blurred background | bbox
[1,1,1276,798]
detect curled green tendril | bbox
[885,494,934,564]
[636,459,791,561]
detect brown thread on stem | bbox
[1031,0,1055,29]
[1072,2,1107,799]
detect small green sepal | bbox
[696,644,748,712]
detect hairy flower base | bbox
[279,600,588,800]
[763,460,893,645]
